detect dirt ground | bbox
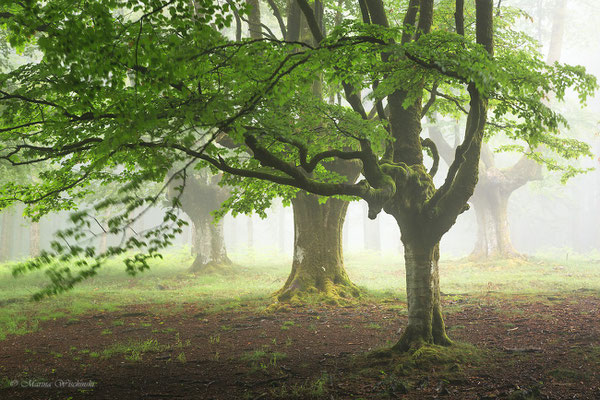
[2,293,599,399]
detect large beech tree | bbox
[1,0,596,351]
[223,0,362,304]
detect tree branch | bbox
[421,81,439,118]
[295,0,324,43]
[421,138,439,177]
[266,0,286,38]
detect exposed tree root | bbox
[269,275,361,311]
[189,259,234,274]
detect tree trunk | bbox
[247,0,262,39]
[394,240,451,352]
[169,172,231,273]
[190,217,231,272]
[29,221,40,258]
[469,187,519,260]
[275,192,359,304]
[0,210,12,262]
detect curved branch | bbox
[295,0,324,43]
[425,88,469,114]
[266,0,286,38]
[225,0,242,41]
[420,138,439,177]
[240,15,278,40]
[421,82,439,118]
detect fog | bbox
[2,0,600,263]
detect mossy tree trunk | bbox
[276,192,359,304]
[271,0,359,305]
[169,172,231,272]
[469,155,542,260]
[190,216,230,271]
[393,239,451,352]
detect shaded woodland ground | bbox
[1,250,599,399]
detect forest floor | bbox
[1,250,599,399]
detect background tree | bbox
[169,170,232,272]
[219,0,363,304]
[430,0,569,260]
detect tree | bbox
[1,0,595,352]
[0,208,13,262]
[169,171,232,272]
[221,0,362,304]
[429,0,569,260]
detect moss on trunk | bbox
[189,217,232,273]
[470,186,523,261]
[169,172,231,273]
[393,242,451,352]
[274,192,360,306]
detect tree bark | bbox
[470,185,520,259]
[190,216,230,271]
[394,240,451,351]
[388,0,492,351]
[275,192,359,304]
[169,172,232,272]
[0,210,12,262]
[247,0,262,39]
[29,221,40,258]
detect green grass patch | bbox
[357,342,488,388]
[241,346,287,372]
[1,249,600,343]
[280,321,297,330]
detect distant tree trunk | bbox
[247,216,254,250]
[191,217,229,271]
[470,185,517,259]
[469,147,543,259]
[277,202,286,254]
[0,210,12,262]
[247,0,262,39]
[99,207,112,254]
[29,221,40,258]
[169,172,231,272]
[470,0,566,259]
[276,192,359,304]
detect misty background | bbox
[1,0,599,263]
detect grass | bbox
[280,321,297,330]
[101,339,171,361]
[356,342,489,388]
[269,372,330,399]
[241,346,288,371]
[0,248,599,341]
